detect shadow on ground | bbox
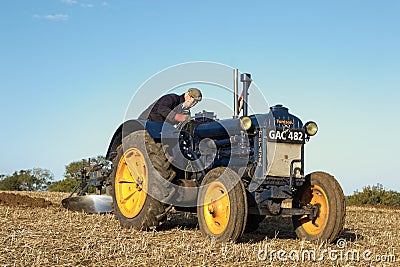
[157,209,199,231]
[340,228,363,242]
[241,216,298,243]
[158,211,297,242]
[158,211,363,244]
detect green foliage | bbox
[346,183,400,207]
[47,177,80,193]
[0,168,54,191]
[48,155,109,193]
[0,174,20,191]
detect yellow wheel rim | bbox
[203,181,230,235]
[301,184,329,235]
[115,148,148,218]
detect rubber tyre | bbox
[292,171,346,242]
[110,130,175,230]
[197,167,247,242]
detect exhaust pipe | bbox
[233,69,239,118]
[240,73,252,117]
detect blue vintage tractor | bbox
[65,71,345,243]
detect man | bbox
[139,88,202,125]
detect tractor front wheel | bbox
[197,167,247,242]
[292,171,345,242]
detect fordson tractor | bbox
[63,70,345,243]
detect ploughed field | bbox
[1,191,399,266]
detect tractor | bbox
[63,70,345,243]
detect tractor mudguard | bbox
[106,120,178,160]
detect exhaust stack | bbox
[233,69,239,118]
[240,73,252,117]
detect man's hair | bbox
[187,88,202,101]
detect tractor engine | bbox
[190,103,318,216]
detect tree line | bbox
[1,159,400,207]
[0,168,53,191]
[0,155,105,193]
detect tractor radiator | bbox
[266,142,302,178]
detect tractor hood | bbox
[247,104,304,130]
[193,118,245,139]
[193,105,303,139]
[265,104,303,128]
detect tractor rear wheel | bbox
[292,171,345,242]
[197,167,247,242]
[110,130,175,230]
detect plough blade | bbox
[62,195,113,214]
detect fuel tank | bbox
[193,118,244,139]
[249,104,304,130]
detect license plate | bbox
[267,128,304,143]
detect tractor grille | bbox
[266,142,302,178]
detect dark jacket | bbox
[138,93,186,124]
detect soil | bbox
[0,192,52,208]
[1,192,399,266]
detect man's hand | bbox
[174,113,189,122]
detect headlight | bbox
[239,116,252,130]
[304,121,318,136]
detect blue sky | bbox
[0,0,399,195]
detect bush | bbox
[346,184,400,207]
[0,169,54,191]
[48,178,80,193]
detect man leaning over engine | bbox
[138,88,202,126]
